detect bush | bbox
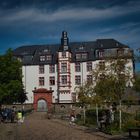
[105,122,120,135]
[76,109,108,126]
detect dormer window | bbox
[76,54,81,60]
[76,53,87,60]
[46,55,52,61]
[81,53,87,59]
[40,55,45,62]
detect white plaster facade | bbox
[14,31,134,104]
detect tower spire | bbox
[60,31,69,51]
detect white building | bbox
[14,31,134,108]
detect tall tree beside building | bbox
[0,49,27,104]
[77,57,133,129]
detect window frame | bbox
[49,76,55,85]
[40,55,45,62]
[61,62,67,73]
[61,75,67,85]
[39,77,45,86]
[75,63,81,72]
[87,62,92,71]
[49,65,55,73]
[75,75,81,85]
[39,65,44,74]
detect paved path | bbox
[0,112,137,140]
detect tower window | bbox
[61,62,67,73]
[61,75,67,84]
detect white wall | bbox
[22,58,134,103]
[22,64,58,103]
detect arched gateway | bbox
[37,99,47,111]
[33,88,53,112]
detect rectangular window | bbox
[61,75,67,84]
[75,75,81,85]
[49,65,55,73]
[49,76,55,85]
[39,65,44,74]
[46,55,52,61]
[39,77,44,86]
[99,61,105,70]
[61,62,67,73]
[75,63,81,72]
[87,75,93,84]
[40,55,45,61]
[87,62,92,71]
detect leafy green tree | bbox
[94,58,133,129]
[134,74,140,92]
[77,56,133,129]
[0,49,27,104]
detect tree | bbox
[95,58,133,129]
[134,75,140,92]
[0,49,27,104]
[77,56,133,129]
[76,81,104,126]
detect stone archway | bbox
[33,88,53,112]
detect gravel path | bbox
[0,112,136,140]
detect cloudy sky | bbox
[0,0,140,70]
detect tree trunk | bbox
[96,103,99,128]
[119,100,122,130]
[83,106,86,124]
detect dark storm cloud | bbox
[0,0,138,10]
[1,0,140,25]
[0,0,140,57]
